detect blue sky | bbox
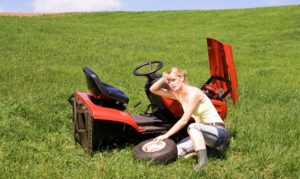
[0,0,299,13]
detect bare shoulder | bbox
[189,86,205,100]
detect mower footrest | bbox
[141,125,172,134]
[132,115,170,126]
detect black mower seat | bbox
[83,66,129,104]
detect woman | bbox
[150,67,229,170]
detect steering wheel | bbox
[133,60,163,77]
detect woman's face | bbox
[167,72,184,91]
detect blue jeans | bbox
[177,123,228,157]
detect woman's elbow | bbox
[150,84,160,93]
[149,86,155,93]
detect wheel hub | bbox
[142,141,166,152]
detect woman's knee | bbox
[187,123,196,132]
[187,123,201,134]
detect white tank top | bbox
[180,92,223,124]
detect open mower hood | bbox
[206,38,238,105]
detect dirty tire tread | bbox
[86,113,94,156]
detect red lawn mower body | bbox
[69,38,238,155]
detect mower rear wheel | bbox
[72,97,94,156]
[133,138,177,164]
[82,111,94,155]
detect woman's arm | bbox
[154,92,200,141]
[149,73,176,100]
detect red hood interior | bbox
[206,38,238,105]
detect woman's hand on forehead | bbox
[162,72,171,82]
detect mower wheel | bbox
[71,96,94,156]
[133,138,177,164]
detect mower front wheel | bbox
[133,138,177,164]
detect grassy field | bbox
[0,5,300,178]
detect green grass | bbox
[1,5,300,178]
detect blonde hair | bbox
[167,67,187,82]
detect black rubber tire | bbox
[133,138,177,164]
[73,98,94,156]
